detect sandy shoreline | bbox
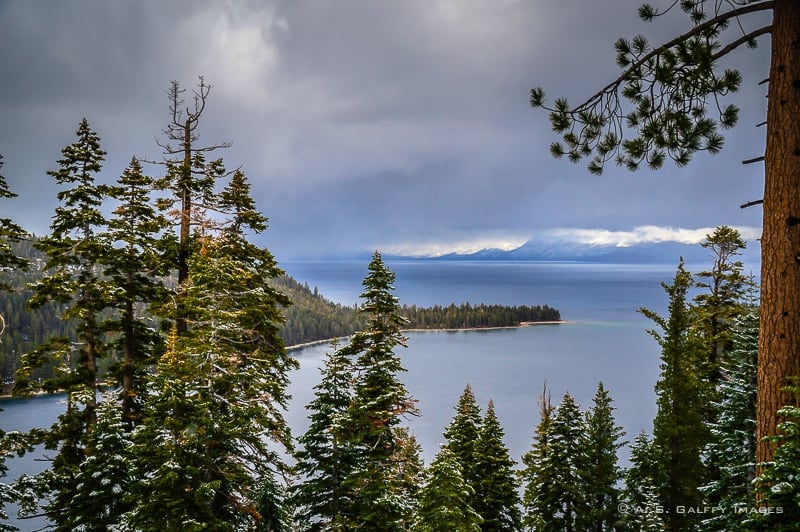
[285,320,573,351]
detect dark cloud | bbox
[0,0,768,259]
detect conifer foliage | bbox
[641,259,706,531]
[443,383,483,511]
[14,118,115,527]
[411,446,482,531]
[291,345,357,530]
[335,251,420,531]
[579,382,625,531]
[123,170,295,529]
[473,399,521,531]
[700,311,758,531]
[521,384,555,530]
[0,152,26,530]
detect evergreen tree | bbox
[443,383,483,511]
[700,310,758,531]
[13,119,115,527]
[532,392,585,532]
[254,470,293,532]
[529,0,795,474]
[105,157,169,429]
[337,251,419,531]
[473,399,522,531]
[61,396,131,531]
[0,152,26,531]
[290,344,357,530]
[411,446,483,532]
[620,432,665,532]
[389,426,425,530]
[751,378,800,529]
[0,153,27,291]
[155,78,229,334]
[578,382,625,531]
[124,171,294,529]
[692,226,751,383]
[520,384,555,530]
[641,259,706,531]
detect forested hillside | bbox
[0,239,560,384]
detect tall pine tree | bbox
[473,399,522,531]
[641,259,706,532]
[443,383,483,512]
[290,344,357,530]
[521,383,555,530]
[336,251,419,531]
[124,170,294,529]
[535,392,585,532]
[105,157,169,429]
[13,119,115,527]
[700,310,758,531]
[578,382,625,531]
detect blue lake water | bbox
[2,259,691,529]
[282,260,677,464]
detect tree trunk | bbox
[757,0,800,473]
[176,119,192,334]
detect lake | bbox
[282,260,676,464]
[2,259,689,529]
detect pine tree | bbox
[61,395,131,531]
[578,382,625,531]
[411,446,483,532]
[254,469,293,532]
[620,432,665,532]
[520,383,555,530]
[530,0,797,476]
[290,344,357,530]
[692,226,751,383]
[443,383,483,511]
[533,392,585,532]
[473,399,522,531]
[700,310,758,531]
[641,259,706,531]
[122,328,226,531]
[124,171,295,529]
[13,119,115,527]
[0,152,26,531]
[155,78,229,334]
[0,153,27,291]
[389,426,425,530]
[337,251,419,531]
[751,378,800,529]
[105,157,169,429]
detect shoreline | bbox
[2,321,572,396]
[286,320,573,351]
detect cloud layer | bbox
[0,1,768,259]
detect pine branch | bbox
[711,25,772,61]
[572,1,774,113]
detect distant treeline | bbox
[402,302,560,330]
[275,275,560,346]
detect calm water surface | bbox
[282,260,674,464]
[3,260,683,528]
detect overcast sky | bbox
[0,0,769,260]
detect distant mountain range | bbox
[389,238,762,267]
